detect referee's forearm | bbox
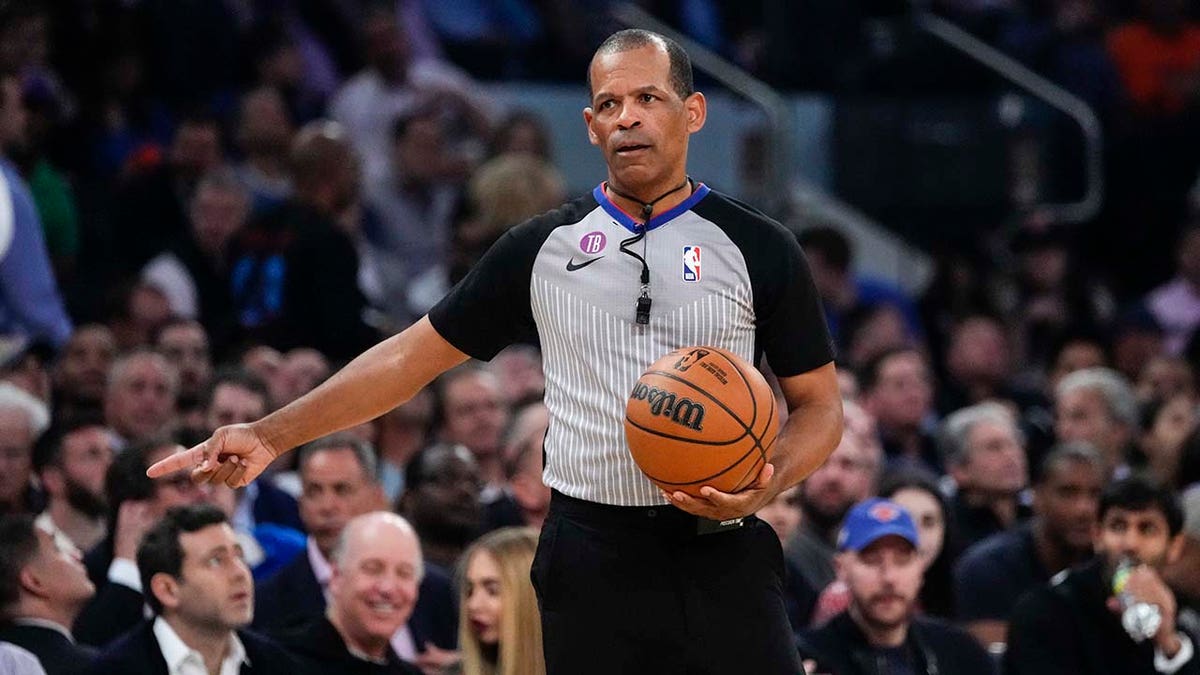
[254,316,469,456]
[772,399,843,492]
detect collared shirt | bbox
[307,537,420,661]
[153,617,248,675]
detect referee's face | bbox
[584,44,706,200]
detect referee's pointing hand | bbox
[146,424,280,488]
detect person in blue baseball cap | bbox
[797,498,995,675]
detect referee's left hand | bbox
[664,463,776,521]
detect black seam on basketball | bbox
[623,414,744,446]
[637,441,764,486]
[640,370,768,457]
[715,351,760,431]
[730,455,765,492]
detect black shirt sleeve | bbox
[429,207,571,360]
[693,194,834,376]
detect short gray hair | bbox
[1056,367,1138,428]
[107,349,179,396]
[330,511,424,580]
[1037,442,1105,484]
[938,402,1023,467]
[0,383,50,437]
[297,432,378,483]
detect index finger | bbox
[146,443,207,478]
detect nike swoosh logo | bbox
[566,256,604,271]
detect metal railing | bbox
[915,11,1105,223]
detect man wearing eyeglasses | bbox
[89,504,299,674]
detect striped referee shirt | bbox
[429,183,833,506]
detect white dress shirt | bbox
[152,617,248,675]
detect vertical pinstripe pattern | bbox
[531,273,757,506]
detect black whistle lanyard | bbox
[608,177,692,325]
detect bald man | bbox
[278,512,424,674]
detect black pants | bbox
[531,490,802,675]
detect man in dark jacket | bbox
[1006,477,1199,675]
[89,505,298,674]
[0,515,97,675]
[798,498,995,674]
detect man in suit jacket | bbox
[278,512,424,674]
[0,515,98,675]
[254,435,457,653]
[90,504,298,674]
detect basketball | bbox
[624,346,779,497]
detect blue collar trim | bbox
[593,182,710,233]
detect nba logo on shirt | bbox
[682,246,701,282]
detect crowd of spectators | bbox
[0,0,1197,674]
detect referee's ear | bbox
[583,107,600,146]
[685,92,706,134]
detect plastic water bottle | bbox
[1112,557,1162,642]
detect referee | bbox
[151,29,843,674]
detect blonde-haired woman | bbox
[451,527,545,675]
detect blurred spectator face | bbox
[946,317,1010,386]
[464,549,503,646]
[1112,329,1164,383]
[2,349,51,403]
[953,420,1028,494]
[169,121,223,180]
[363,12,410,81]
[758,485,802,542]
[104,353,178,442]
[864,352,933,430]
[1097,505,1180,572]
[493,115,551,159]
[276,349,330,407]
[256,41,304,89]
[237,88,294,159]
[0,407,35,508]
[26,525,95,607]
[405,444,484,536]
[0,75,27,148]
[113,283,173,351]
[800,431,877,524]
[1021,245,1068,292]
[847,306,910,368]
[441,371,509,459]
[299,448,379,557]
[1138,356,1195,403]
[1143,394,1198,485]
[1035,458,1103,551]
[490,346,544,406]
[1055,387,1129,465]
[329,516,420,646]
[55,325,117,405]
[205,383,268,432]
[42,425,116,518]
[189,182,249,256]
[156,322,212,401]
[1049,340,1106,391]
[158,522,253,630]
[889,488,945,567]
[394,113,445,184]
[241,346,283,405]
[838,536,923,633]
